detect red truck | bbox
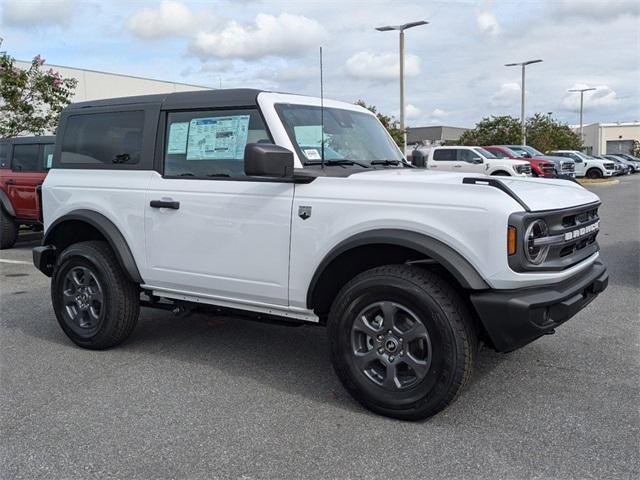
[0,136,55,249]
[484,145,556,177]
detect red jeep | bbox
[484,145,555,177]
[0,136,55,249]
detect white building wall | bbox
[16,61,210,102]
[580,122,640,155]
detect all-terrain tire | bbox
[51,240,140,349]
[0,208,18,249]
[586,168,603,179]
[328,264,478,421]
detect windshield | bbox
[473,147,497,159]
[275,104,404,166]
[509,145,543,156]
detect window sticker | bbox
[167,122,189,154]
[46,153,53,169]
[304,149,321,160]
[186,115,250,161]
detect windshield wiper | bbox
[305,159,370,168]
[371,160,400,166]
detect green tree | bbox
[526,113,582,152]
[355,100,404,147]
[629,140,640,157]
[0,42,77,138]
[458,115,522,146]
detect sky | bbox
[1,0,639,128]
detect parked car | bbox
[426,146,531,176]
[33,89,608,420]
[501,145,576,178]
[484,145,555,177]
[0,136,55,249]
[592,155,629,175]
[604,154,640,173]
[547,150,616,178]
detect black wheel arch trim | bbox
[306,229,489,308]
[42,209,143,283]
[0,189,16,217]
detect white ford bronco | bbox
[426,145,532,176]
[33,89,608,420]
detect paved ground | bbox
[1,175,638,479]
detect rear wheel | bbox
[328,265,477,420]
[51,240,140,349]
[0,208,18,249]
[586,168,603,179]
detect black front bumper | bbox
[470,259,608,352]
[33,244,57,276]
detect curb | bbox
[577,179,620,186]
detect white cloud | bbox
[189,13,327,60]
[2,0,75,27]
[127,0,198,40]
[555,0,639,19]
[344,52,421,82]
[490,82,521,108]
[405,104,422,120]
[562,85,619,109]
[477,11,500,36]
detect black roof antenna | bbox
[319,46,325,169]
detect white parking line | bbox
[0,259,32,265]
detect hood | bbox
[536,155,574,164]
[351,168,599,212]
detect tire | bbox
[586,168,602,179]
[328,264,478,420]
[51,240,140,349]
[491,170,510,176]
[0,208,18,249]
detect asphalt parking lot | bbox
[1,175,638,480]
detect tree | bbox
[458,115,521,146]
[526,113,582,152]
[458,113,583,152]
[630,140,640,158]
[0,42,77,138]
[355,100,404,147]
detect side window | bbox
[569,154,582,163]
[164,109,269,178]
[0,143,8,168]
[61,111,145,166]
[12,144,41,172]
[490,149,506,158]
[432,149,457,161]
[458,150,476,162]
[42,144,55,170]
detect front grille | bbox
[561,162,575,172]
[518,164,532,174]
[541,164,555,175]
[604,163,615,170]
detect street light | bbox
[376,20,428,152]
[505,59,543,145]
[568,87,596,144]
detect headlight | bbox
[525,219,550,265]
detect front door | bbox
[456,149,485,174]
[7,143,49,219]
[569,154,586,176]
[144,107,294,306]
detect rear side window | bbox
[12,144,41,172]
[0,143,8,168]
[61,111,145,166]
[432,149,457,161]
[43,144,55,170]
[163,109,269,178]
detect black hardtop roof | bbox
[1,136,56,144]
[67,88,266,110]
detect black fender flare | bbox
[306,229,489,308]
[43,209,143,283]
[0,189,16,217]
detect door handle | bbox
[5,179,15,184]
[150,199,180,210]
[454,165,462,168]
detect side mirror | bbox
[244,143,294,178]
[471,157,483,164]
[523,152,532,158]
[411,150,426,168]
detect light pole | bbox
[376,20,428,152]
[568,87,596,144]
[505,59,542,145]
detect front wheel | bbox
[328,265,477,420]
[0,208,18,249]
[51,240,140,349]
[586,168,603,179]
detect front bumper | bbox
[33,244,57,276]
[470,259,608,352]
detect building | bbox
[15,61,211,103]
[406,126,469,147]
[580,122,640,155]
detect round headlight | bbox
[525,219,550,265]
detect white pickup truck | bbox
[31,89,608,420]
[426,146,532,176]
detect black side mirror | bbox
[471,157,483,164]
[244,143,294,178]
[411,150,426,168]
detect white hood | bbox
[351,169,600,212]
